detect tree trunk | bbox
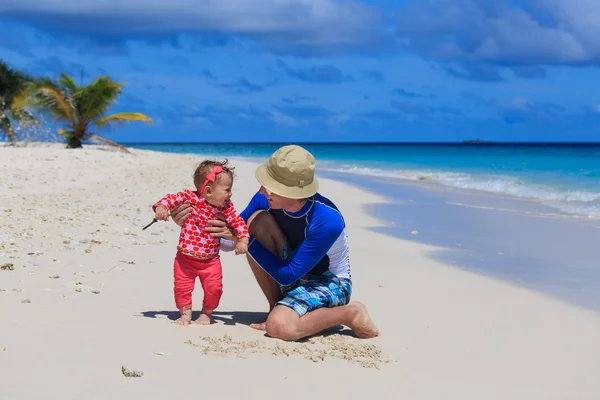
[6,131,16,145]
[66,136,83,148]
[1,118,17,145]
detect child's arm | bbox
[223,200,250,241]
[152,191,192,219]
[234,237,248,255]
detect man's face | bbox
[259,185,296,210]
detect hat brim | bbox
[255,162,319,199]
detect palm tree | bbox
[0,60,38,145]
[32,73,152,149]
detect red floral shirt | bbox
[153,190,249,259]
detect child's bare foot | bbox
[175,309,192,326]
[195,310,212,325]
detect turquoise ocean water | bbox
[127,143,600,219]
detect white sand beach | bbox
[1,144,600,399]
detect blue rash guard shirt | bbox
[239,192,351,286]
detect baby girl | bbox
[153,159,249,325]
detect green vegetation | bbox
[0,60,39,145]
[0,60,152,148]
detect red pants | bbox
[173,252,223,311]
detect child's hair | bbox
[193,159,235,190]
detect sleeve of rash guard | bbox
[152,190,192,212]
[239,192,269,222]
[223,200,250,240]
[248,208,344,285]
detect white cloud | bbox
[511,97,529,108]
[269,111,304,126]
[0,0,382,51]
[396,0,600,65]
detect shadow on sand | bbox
[138,309,357,339]
[139,310,267,326]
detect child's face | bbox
[206,174,233,207]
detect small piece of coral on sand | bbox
[121,366,143,378]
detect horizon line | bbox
[120,141,600,145]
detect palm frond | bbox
[91,135,131,153]
[11,79,38,111]
[57,73,79,95]
[10,108,39,127]
[79,76,124,120]
[96,112,153,128]
[0,60,35,111]
[34,87,75,121]
[11,88,34,110]
[57,128,73,136]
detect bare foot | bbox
[175,309,192,326]
[250,307,273,331]
[195,311,212,325]
[250,318,267,331]
[346,302,379,338]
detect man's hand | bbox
[170,203,192,227]
[205,214,236,241]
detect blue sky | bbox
[1,0,599,143]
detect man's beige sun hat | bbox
[255,145,319,199]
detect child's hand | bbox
[155,206,169,221]
[235,241,248,255]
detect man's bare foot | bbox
[175,309,192,326]
[250,318,267,331]
[195,310,212,325]
[250,308,273,331]
[346,302,379,338]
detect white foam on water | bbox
[322,165,600,219]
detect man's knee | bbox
[265,308,300,341]
[247,211,285,258]
[247,210,277,238]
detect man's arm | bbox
[247,210,344,285]
[239,192,269,222]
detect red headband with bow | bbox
[199,165,224,194]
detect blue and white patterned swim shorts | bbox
[277,271,352,317]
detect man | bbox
[171,145,379,341]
